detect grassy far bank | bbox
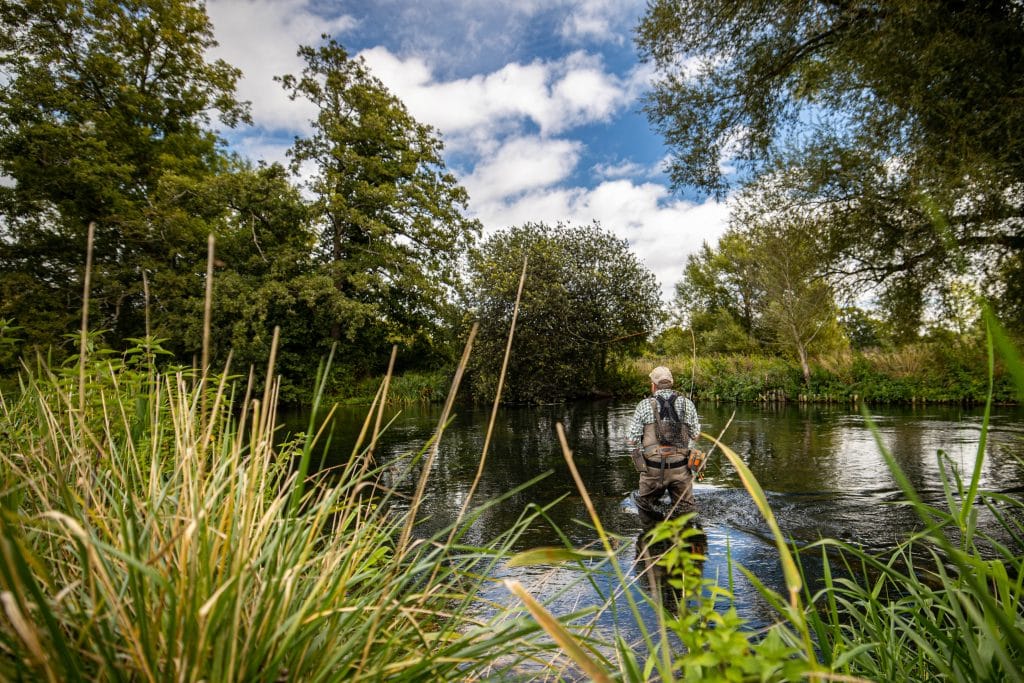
[336,340,1020,406]
[3,318,1015,407]
[626,342,1020,405]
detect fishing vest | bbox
[641,392,691,457]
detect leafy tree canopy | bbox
[280,38,480,375]
[0,0,248,352]
[468,221,662,402]
[675,219,846,381]
[638,1,1024,329]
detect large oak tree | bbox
[280,39,480,376]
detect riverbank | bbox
[625,344,1019,405]
[329,342,1019,406]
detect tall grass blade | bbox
[455,258,527,532]
[397,323,474,555]
[985,306,1024,399]
[505,579,611,683]
[701,432,803,611]
[290,342,336,514]
[701,430,820,666]
[201,233,215,434]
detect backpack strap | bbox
[649,396,662,444]
[655,392,680,421]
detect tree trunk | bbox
[797,343,811,387]
[791,323,811,386]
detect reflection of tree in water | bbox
[704,403,842,492]
[987,420,1024,491]
[883,415,930,494]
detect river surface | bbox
[282,399,1024,637]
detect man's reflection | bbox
[634,501,707,611]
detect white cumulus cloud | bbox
[471,180,732,302]
[463,136,582,205]
[206,0,357,133]
[359,47,634,142]
[559,0,641,44]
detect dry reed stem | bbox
[553,421,668,670]
[78,221,95,421]
[0,592,52,679]
[342,380,386,513]
[259,326,280,433]
[353,350,400,681]
[361,325,480,678]
[142,269,151,342]
[454,258,527,534]
[555,423,606,541]
[201,234,215,435]
[368,345,397,466]
[234,366,255,455]
[410,322,480,593]
[201,351,233,450]
[425,321,480,545]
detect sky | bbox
[204,0,733,303]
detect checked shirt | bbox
[627,389,700,449]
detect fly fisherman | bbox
[627,366,702,514]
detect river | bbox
[282,399,1024,635]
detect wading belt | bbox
[643,456,687,469]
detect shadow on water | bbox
[279,399,1024,633]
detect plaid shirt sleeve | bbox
[626,399,650,445]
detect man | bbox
[627,366,701,514]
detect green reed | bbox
[0,339,609,680]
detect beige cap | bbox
[649,366,673,388]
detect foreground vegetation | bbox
[1,311,1021,680]
[0,345,566,679]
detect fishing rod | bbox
[688,326,696,401]
[695,409,735,482]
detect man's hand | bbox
[687,448,706,472]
